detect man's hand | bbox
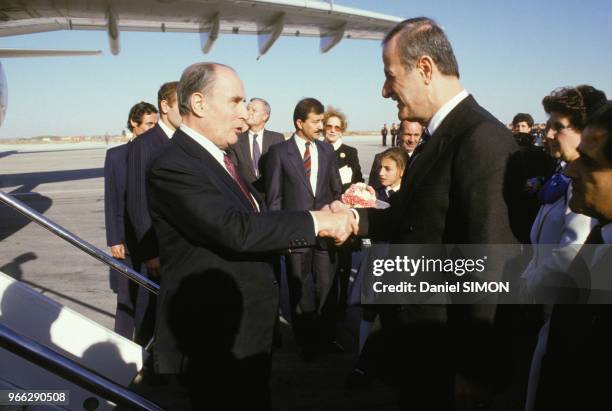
[145,257,161,279]
[313,209,357,245]
[327,200,359,235]
[110,244,125,259]
[328,200,350,214]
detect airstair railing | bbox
[0,323,164,411]
[0,191,159,295]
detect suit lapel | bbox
[236,132,257,181]
[288,138,314,197]
[174,130,258,212]
[314,140,328,197]
[262,130,272,153]
[396,96,476,209]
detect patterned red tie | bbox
[223,153,259,212]
[304,142,312,178]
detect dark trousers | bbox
[286,247,337,350]
[111,251,142,339]
[135,280,157,346]
[336,247,353,311]
[379,306,454,410]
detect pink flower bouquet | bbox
[341,183,377,208]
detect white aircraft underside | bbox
[0,0,403,56]
[0,1,403,126]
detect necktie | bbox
[252,133,261,177]
[304,142,312,178]
[223,153,259,212]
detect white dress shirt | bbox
[248,129,264,158]
[248,129,264,176]
[427,89,469,136]
[180,124,260,211]
[386,183,401,197]
[159,120,175,139]
[293,134,319,194]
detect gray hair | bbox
[177,62,232,116]
[382,17,459,78]
[249,97,271,118]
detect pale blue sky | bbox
[0,0,610,138]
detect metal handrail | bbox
[0,191,159,295]
[0,323,164,411]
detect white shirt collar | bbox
[180,124,227,166]
[601,222,612,244]
[386,183,401,194]
[179,124,261,211]
[293,133,317,150]
[249,129,264,138]
[159,120,175,139]
[427,89,469,136]
[332,139,343,151]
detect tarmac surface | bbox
[0,135,400,410]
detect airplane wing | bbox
[0,49,101,58]
[0,0,403,57]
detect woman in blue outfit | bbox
[523,85,606,411]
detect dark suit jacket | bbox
[126,124,171,260]
[357,95,519,379]
[230,129,285,192]
[368,152,384,190]
[264,137,342,212]
[147,128,316,377]
[359,96,517,244]
[104,144,129,246]
[535,244,612,410]
[334,143,363,192]
[508,145,557,244]
[376,186,395,203]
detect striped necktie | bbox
[223,153,259,212]
[304,142,312,178]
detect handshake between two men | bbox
[310,181,382,244]
[312,200,359,245]
[312,182,380,244]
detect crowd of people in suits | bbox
[100,15,612,411]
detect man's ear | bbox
[190,92,206,117]
[160,99,170,115]
[417,55,434,85]
[296,119,304,131]
[129,119,138,130]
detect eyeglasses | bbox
[325,125,343,131]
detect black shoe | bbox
[321,340,345,354]
[345,368,371,391]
